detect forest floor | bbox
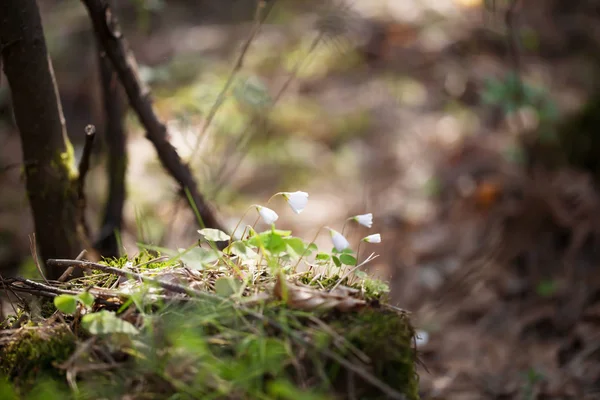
[2,0,600,398]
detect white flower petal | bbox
[256,206,279,225]
[362,233,381,244]
[282,191,309,214]
[329,229,350,251]
[415,330,429,347]
[354,213,373,228]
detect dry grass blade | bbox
[190,0,277,160]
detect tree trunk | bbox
[0,0,87,279]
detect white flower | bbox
[353,213,373,228]
[415,330,429,347]
[256,205,279,225]
[329,229,350,251]
[282,191,309,214]
[362,233,381,244]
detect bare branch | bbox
[80,0,224,235]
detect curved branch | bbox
[80,0,225,235]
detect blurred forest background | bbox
[2,0,600,398]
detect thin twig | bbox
[78,124,96,204]
[505,0,526,133]
[331,252,378,291]
[190,0,277,159]
[58,249,88,282]
[76,125,96,238]
[213,33,325,192]
[47,258,217,300]
[29,233,49,284]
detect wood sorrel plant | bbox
[190,191,384,290]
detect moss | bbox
[50,141,79,183]
[328,308,419,400]
[0,325,75,389]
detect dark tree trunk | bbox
[94,46,127,259]
[0,0,87,279]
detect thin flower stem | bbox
[293,226,327,270]
[331,253,379,291]
[230,205,256,243]
[268,192,283,204]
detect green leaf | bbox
[503,145,527,165]
[180,247,221,270]
[270,229,292,237]
[249,231,287,255]
[81,311,139,335]
[332,255,341,268]
[214,277,242,297]
[354,270,368,279]
[339,254,357,266]
[54,294,77,315]
[316,252,330,261]
[77,292,95,308]
[198,228,230,242]
[0,377,17,400]
[234,76,272,109]
[230,241,258,261]
[536,279,557,297]
[284,237,306,255]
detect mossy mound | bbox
[1,232,419,399]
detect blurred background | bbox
[2,0,600,397]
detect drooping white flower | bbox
[282,191,309,214]
[415,330,429,347]
[353,213,373,228]
[256,205,279,225]
[362,233,381,244]
[329,229,350,251]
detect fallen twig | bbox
[47,258,216,300]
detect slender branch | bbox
[80,0,224,234]
[95,34,127,258]
[505,0,525,132]
[189,0,277,159]
[76,124,96,239]
[78,124,96,202]
[213,33,324,193]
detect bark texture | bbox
[0,0,87,279]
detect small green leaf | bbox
[81,311,139,335]
[54,294,77,315]
[198,228,230,242]
[332,255,341,267]
[249,231,287,255]
[214,277,242,297]
[270,229,292,237]
[536,279,557,297]
[354,270,368,279]
[230,241,258,261]
[77,292,95,308]
[180,247,221,270]
[316,252,330,261]
[340,254,357,265]
[234,76,272,109]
